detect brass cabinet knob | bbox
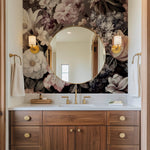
[119,133,126,138]
[77,129,81,133]
[70,129,74,133]
[24,133,31,138]
[24,115,31,121]
[120,116,126,121]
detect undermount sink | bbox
[59,104,95,107]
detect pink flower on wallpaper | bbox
[43,74,66,92]
[54,0,84,24]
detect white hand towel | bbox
[11,63,25,96]
[129,57,141,97]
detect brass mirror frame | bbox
[47,26,106,84]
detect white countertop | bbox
[8,104,141,111]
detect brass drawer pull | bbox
[120,116,126,121]
[24,133,31,138]
[24,115,31,121]
[77,129,81,133]
[70,129,74,133]
[119,133,126,138]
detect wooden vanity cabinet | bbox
[75,126,106,150]
[9,111,43,150]
[43,126,106,150]
[9,110,140,150]
[43,126,68,150]
[43,111,107,150]
[107,111,140,150]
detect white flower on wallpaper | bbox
[23,8,42,34]
[105,74,128,93]
[78,18,87,26]
[39,0,60,10]
[36,27,53,46]
[29,0,36,4]
[23,50,48,79]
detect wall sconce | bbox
[29,35,39,54]
[111,35,122,54]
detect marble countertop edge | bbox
[8,104,141,111]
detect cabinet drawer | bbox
[43,111,106,125]
[10,111,42,126]
[107,145,139,150]
[107,111,140,126]
[107,126,139,145]
[14,146,42,150]
[11,126,42,146]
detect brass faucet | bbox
[75,88,78,104]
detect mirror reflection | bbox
[48,27,106,84]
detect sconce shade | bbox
[114,36,122,45]
[29,35,36,47]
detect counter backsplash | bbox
[24,93,128,105]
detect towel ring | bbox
[132,53,141,64]
[9,53,22,65]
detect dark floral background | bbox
[23,0,128,94]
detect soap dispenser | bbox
[39,93,43,100]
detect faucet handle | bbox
[62,96,70,104]
[83,96,91,99]
[62,96,69,98]
[82,96,91,104]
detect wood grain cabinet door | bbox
[76,126,106,150]
[43,126,68,150]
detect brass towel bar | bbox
[132,53,141,64]
[9,53,22,65]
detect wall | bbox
[6,0,24,149]
[6,0,24,107]
[128,0,141,106]
[23,0,128,94]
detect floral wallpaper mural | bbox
[23,0,128,94]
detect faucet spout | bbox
[75,88,78,104]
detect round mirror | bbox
[48,26,106,84]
